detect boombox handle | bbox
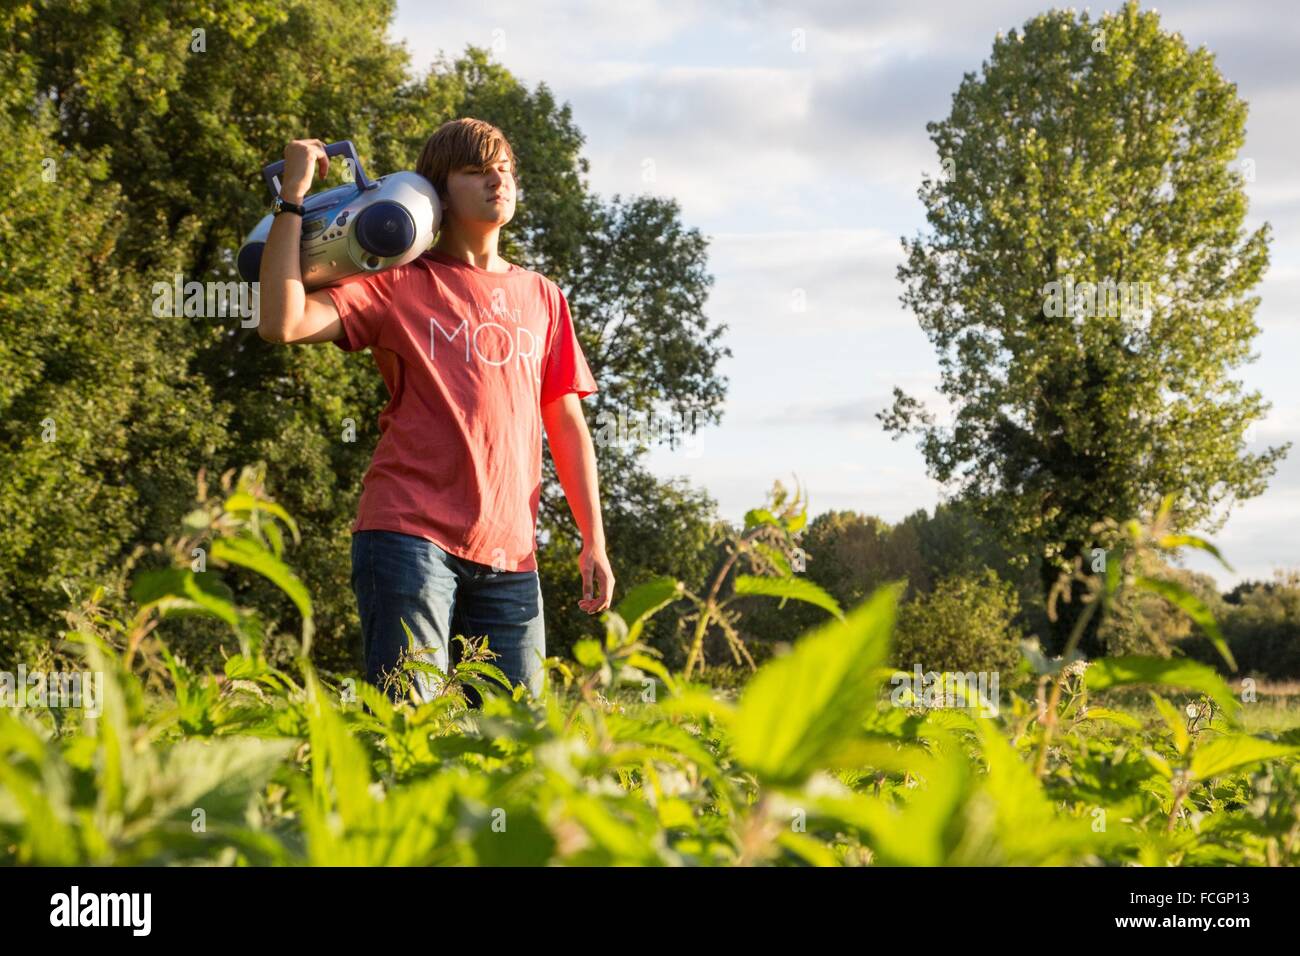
[261,140,376,197]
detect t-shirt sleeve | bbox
[325,270,395,352]
[540,285,598,407]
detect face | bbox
[442,147,516,227]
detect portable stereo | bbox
[236,140,441,291]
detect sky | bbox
[392,0,1299,587]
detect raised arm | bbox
[257,138,345,345]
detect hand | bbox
[280,138,330,203]
[578,541,614,614]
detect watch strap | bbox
[274,195,306,216]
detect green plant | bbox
[677,477,843,678]
[3,467,1298,867]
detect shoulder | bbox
[504,263,562,309]
[334,256,428,293]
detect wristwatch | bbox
[272,194,305,217]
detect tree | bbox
[0,10,227,664]
[881,2,1288,657]
[732,507,928,650]
[1183,569,1300,679]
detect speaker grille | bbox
[354,201,416,259]
[237,241,265,282]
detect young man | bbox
[257,118,614,703]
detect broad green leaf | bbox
[1149,692,1190,756]
[969,718,1101,865]
[1077,707,1143,731]
[751,541,792,577]
[222,491,301,542]
[731,583,902,785]
[602,713,723,782]
[1084,656,1239,720]
[732,573,843,619]
[613,577,682,642]
[573,639,605,669]
[1155,533,1234,574]
[148,736,297,822]
[1133,575,1235,671]
[776,829,840,866]
[626,652,678,696]
[1189,736,1300,781]
[810,745,969,866]
[210,536,313,637]
[455,661,513,692]
[657,690,737,727]
[129,568,240,628]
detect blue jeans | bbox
[350,530,546,704]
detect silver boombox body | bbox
[237,140,441,291]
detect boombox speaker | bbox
[237,140,441,291]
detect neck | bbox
[431,224,507,272]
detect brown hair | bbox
[415,118,517,198]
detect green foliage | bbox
[893,569,1025,674]
[3,467,1298,867]
[5,0,1298,868]
[0,14,228,662]
[730,585,898,786]
[1181,571,1300,679]
[676,479,842,678]
[882,1,1289,655]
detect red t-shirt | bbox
[326,247,598,572]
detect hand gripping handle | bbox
[261,140,375,197]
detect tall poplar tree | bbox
[882,2,1287,655]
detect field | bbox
[2,469,1298,868]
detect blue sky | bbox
[392,0,1299,587]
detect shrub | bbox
[891,569,1024,675]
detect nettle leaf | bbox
[129,568,239,628]
[573,639,606,669]
[1132,575,1235,672]
[751,541,792,577]
[455,661,512,692]
[222,491,301,543]
[625,652,677,696]
[731,583,902,785]
[732,573,843,619]
[210,536,313,650]
[148,736,297,823]
[1084,656,1240,721]
[1148,692,1190,756]
[602,712,723,780]
[1189,736,1300,782]
[1155,533,1234,574]
[1077,707,1143,732]
[811,743,969,866]
[613,577,682,642]
[968,719,1103,864]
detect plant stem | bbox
[1034,594,1099,778]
